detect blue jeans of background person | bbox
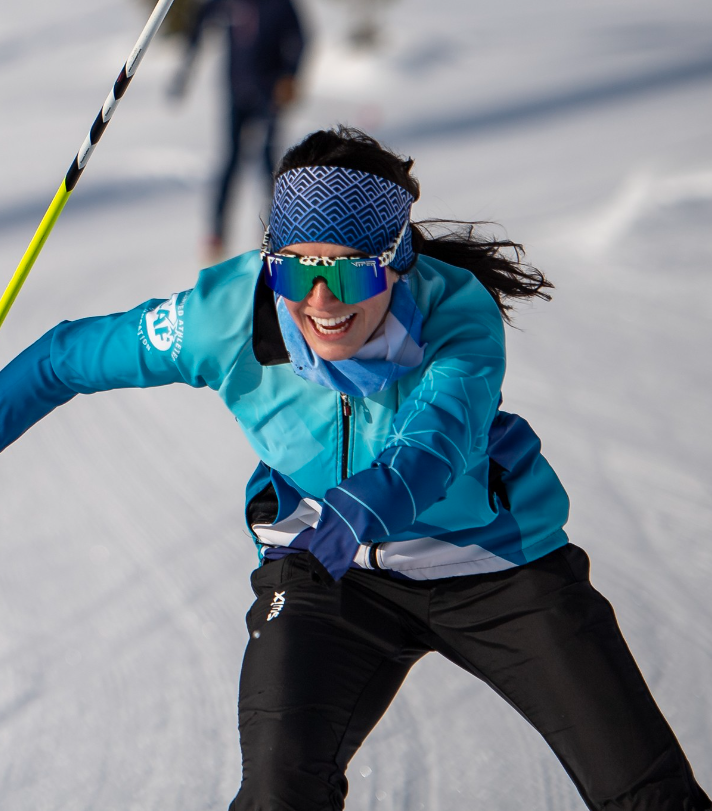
[229,546,711,811]
[213,100,278,242]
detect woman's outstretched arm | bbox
[0,295,202,453]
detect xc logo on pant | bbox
[267,591,286,621]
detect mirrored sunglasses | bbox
[259,221,408,305]
[262,253,388,304]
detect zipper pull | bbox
[340,392,352,417]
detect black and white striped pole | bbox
[0,0,176,329]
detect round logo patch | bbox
[145,294,180,351]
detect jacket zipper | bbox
[340,392,351,482]
[339,393,382,569]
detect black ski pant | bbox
[212,99,278,241]
[228,545,710,811]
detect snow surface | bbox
[1,0,712,808]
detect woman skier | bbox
[1,126,709,810]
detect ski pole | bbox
[0,0,176,330]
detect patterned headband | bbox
[268,165,415,273]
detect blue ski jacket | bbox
[0,251,570,581]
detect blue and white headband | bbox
[268,165,415,273]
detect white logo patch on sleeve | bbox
[140,293,186,359]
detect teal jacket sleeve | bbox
[1,252,263,453]
[0,293,204,452]
[0,326,78,451]
[49,295,201,392]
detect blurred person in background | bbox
[1,126,710,811]
[169,0,307,260]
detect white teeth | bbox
[311,314,353,326]
[309,313,355,335]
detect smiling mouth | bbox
[309,313,356,335]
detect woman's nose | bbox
[307,278,339,306]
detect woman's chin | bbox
[309,340,358,362]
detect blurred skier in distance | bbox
[169,0,307,261]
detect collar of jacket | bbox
[252,269,290,366]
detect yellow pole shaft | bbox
[0,181,71,329]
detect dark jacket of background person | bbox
[184,0,306,109]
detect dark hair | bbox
[276,126,553,322]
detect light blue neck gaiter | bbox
[276,278,425,398]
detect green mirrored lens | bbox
[263,254,388,304]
